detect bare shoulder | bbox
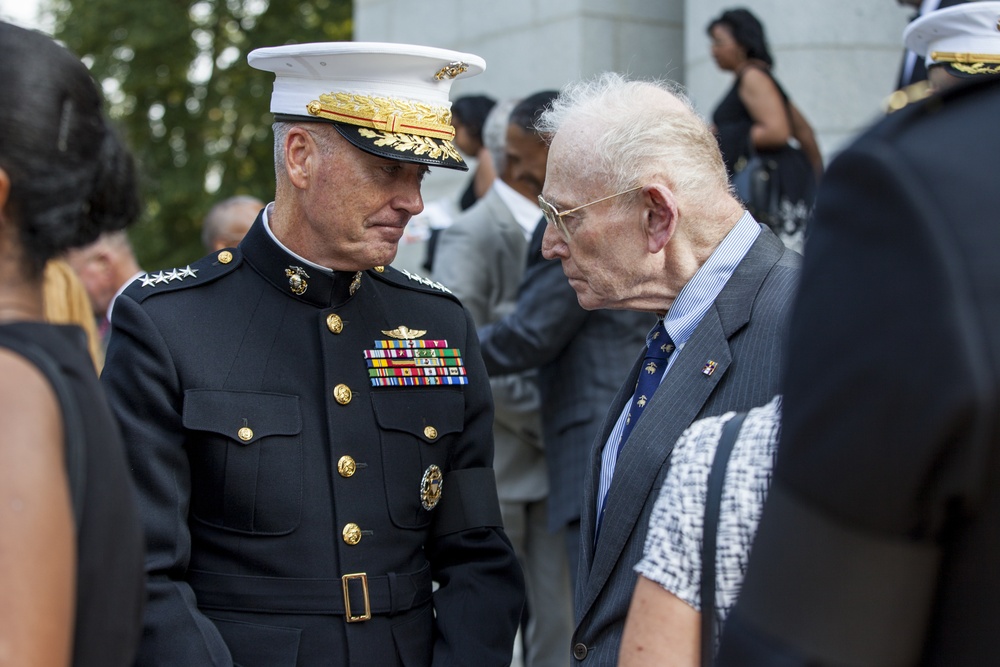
[739,66,780,95]
[0,348,62,466]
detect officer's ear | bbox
[284,126,316,190]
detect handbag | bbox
[700,411,748,667]
[732,147,780,227]
[730,69,816,242]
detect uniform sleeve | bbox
[477,255,588,375]
[102,294,235,666]
[718,133,984,666]
[426,308,525,666]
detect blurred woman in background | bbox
[451,94,498,211]
[0,21,145,666]
[423,94,497,271]
[708,8,821,251]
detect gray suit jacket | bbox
[572,227,800,664]
[479,220,653,532]
[433,186,546,502]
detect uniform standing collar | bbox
[239,210,360,308]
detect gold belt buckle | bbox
[341,572,371,623]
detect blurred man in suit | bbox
[535,73,800,664]
[201,195,264,253]
[433,98,573,667]
[477,92,652,593]
[718,25,1000,667]
[64,230,143,344]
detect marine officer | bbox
[717,9,1000,664]
[101,42,524,667]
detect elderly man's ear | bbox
[642,184,678,253]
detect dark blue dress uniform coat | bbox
[102,216,524,667]
[718,77,1000,666]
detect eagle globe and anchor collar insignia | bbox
[421,464,443,510]
[284,265,364,297]
[285,266,309,295]
[364,324,469,387]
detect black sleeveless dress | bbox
[712,66,815,252]
[0,322,145,666]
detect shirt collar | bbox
[663,212,761,347]
[491,179,542,241]
[262,202,335,276]
[240,203,359,308]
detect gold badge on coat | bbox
[420,464,443,510]
[382,325,426,340]
[285,266,309,295]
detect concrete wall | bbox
[354,0,916,270]
[685,0,911,161]
[355,0,684,99]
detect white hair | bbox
[536,73,729,206]
[481,98,519,173]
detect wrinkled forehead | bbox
[543,123,604,197]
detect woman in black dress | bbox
[708,8,822,251]
[0,21,145,666]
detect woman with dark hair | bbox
[0,21,145,666]
[423,94,497,271]
[708,8,821,252]
[451,94,498,211]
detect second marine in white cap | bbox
[904,1,1000,91]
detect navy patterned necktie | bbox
[618,320,674,447]
[594,320,674,544]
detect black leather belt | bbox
[188,563,433,623]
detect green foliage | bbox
[50,0,352,269]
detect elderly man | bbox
[477,93,652,592]
[432,99,574,667]
[65,230,144,343]
[101,42,524,667]
[201,195,264,253]
[535,73,800,664]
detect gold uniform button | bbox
[374,265,385,273]
[338,456,357,478]
[333,384,352,405]
[423,426,438,441]
[237,427,253,442]
[342,523,362,545]
[218,250,233,264]
[326,314,344,334]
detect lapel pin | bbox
[702,360,718,376]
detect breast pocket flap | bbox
[183,389,302,444]
[371,389,464,442]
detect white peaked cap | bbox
[248,42,486,170]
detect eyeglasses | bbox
[538,185,643,241]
